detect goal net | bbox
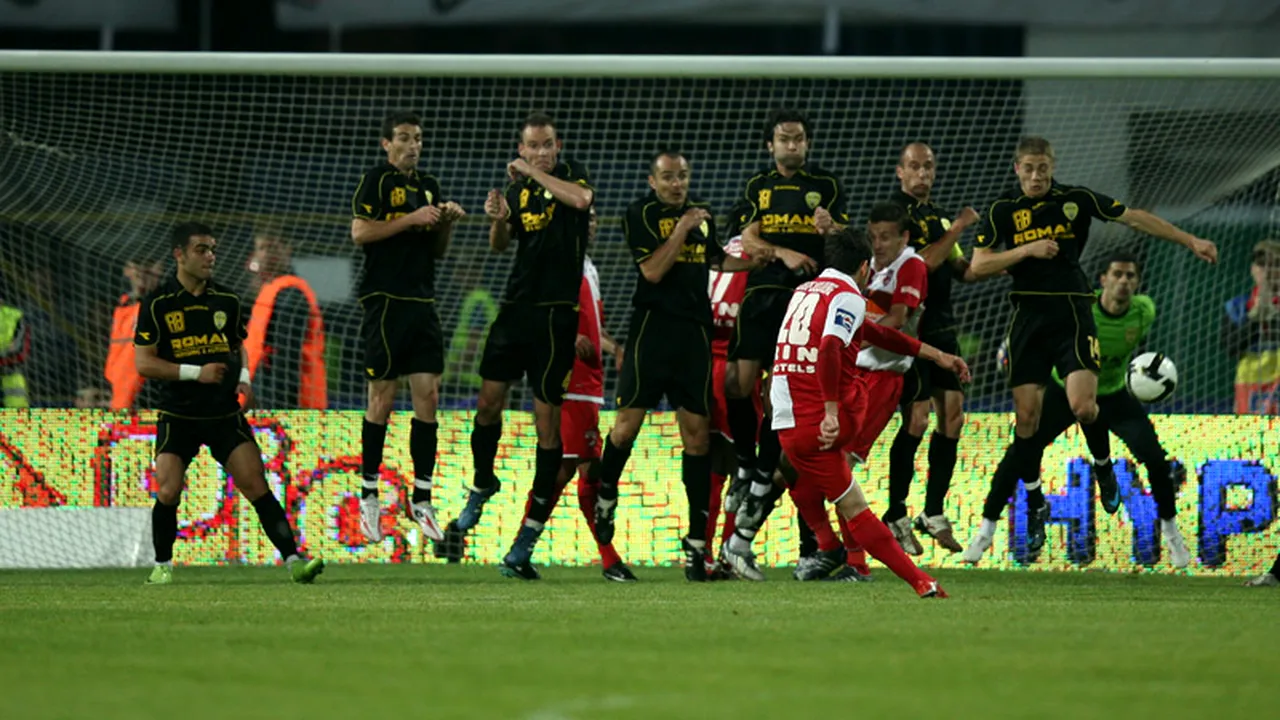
[2,54,1280,572]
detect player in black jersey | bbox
[885,142,980,555]
[134,222,324,585]
[588,149,755,582]
[351,111,466,549]
[724,108,850,560]
[442,112,594,580]
[966,136,1216,555]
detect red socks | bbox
[788,486,841,552]
[576,471,622,568]
[844,508,930,586]
[707,473,726,546]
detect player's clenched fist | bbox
[408,204,441,228]
[437,201,466,223]
[485,189,509,222]
[1024,239,1059,259]
[198,363,227,384]
[675,207,710,232]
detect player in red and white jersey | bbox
[757,227,967,598]
[513,212,634,581]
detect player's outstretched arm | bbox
[1118,208,1217,264]
[970,242,1055,278]
[917,207,979,272]
[351,205,440,246]
[637,208,710,283]
[741,221,815,275]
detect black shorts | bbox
[479,303,578,405]
[155,412,256,467]
[728,287,791,364]
[1005,295,1100,388]
[360,295,444,380]
[617,310,712,415]
[900,328,965,405]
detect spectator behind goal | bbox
[1222,240,1280,414]
[0,292,30,408]
[106,257,164,410]
[244,229,328,409]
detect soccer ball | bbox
[1126,352,1178,403]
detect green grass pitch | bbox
[1,565,1275,719]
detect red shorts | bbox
[711,355,762,441]
[561,400,602,461]
[843,369,903,462]
[779,421,857,503]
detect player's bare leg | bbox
[456,378,509,532]
[224,441,324,583]
[911,389,965,552]
[675,407,713,582]
[145,454,187,585]
[360,378,398,542]
[406,372,444,542]
[833,478,946,598]
[592,407,647,545]
[499,397,564,580]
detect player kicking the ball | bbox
[134,222,324,584]
[770,227,968,598]
[964,251,1191,568]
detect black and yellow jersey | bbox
[623,190,721,326]
[500,158,594,306]
[736,164,848,290]
[351,162,446,301]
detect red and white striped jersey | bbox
[857,247,927,373]
[769,268,868,431]
[565,256,604,404]
[708,237,750,359]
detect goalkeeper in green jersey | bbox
[964,251,1191,568]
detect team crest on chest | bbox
[1063,202,1079,221]
[213,310,227,330]
[699,220,710,237]
[1013,208,1033,231]
[805,191,821,209]
[543,189,553,200]
[940,217,952,231]
[390,187,406,207]
[1125,326,1138,344]
[424,190,434,204]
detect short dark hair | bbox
[764,107,812,146]
[519,111,557,139]
[1015,136,1055,162]
[381,110,422,141]
[826,226,873,278]
[897,141,934,166]
[649,148,687,173]
[1100,250,1142,278]
[868,201,910,234]
[170,221,213,252]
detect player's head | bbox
[648,149,690,207]
[826,226,873,288]
[124,255,164,297]
[1014,136,1055,198]
[867,201,910,268]
[1099,250,1141,306]
[518,111,561,174]
[765,107,810,171]
[380,110,423,173]
[169,221,216,282]
[248,227,292,280]
[897,142,936,200]
[1250,239,1280,288]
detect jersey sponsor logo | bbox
[805,191,822,209]
[1014,223,1076,246]
[677,242,706,263]
[833,308,856,332]
[1013,208,1033,231]
[1063,201,1079,221]
[163,311,185,333]
[521,203,557,232]
[213,310,226,330]
[761,213,817,234]
[390,187,406,207]
[170,333,230,358]
[758,189,771,210]
[900,285,921,299]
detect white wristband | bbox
[239,368,251,385]
[178,364,200,382]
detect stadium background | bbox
[1,0,1279,574]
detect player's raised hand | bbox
[776,247,819,276]
[438,201,466,223]
[409,204,442,228]
[484,189,509,222]
[574,333,595,362]
[818,410,841,451]
[814,207,836,235]
[1024,239,1059,260]
[507,158,534,183]
[954,206,980,228]
[1189,237,1218,264]
[676,207,711,233]
[935,353,971,383]
[197,363,227,384]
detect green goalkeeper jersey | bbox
[1053,291,1156,395]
